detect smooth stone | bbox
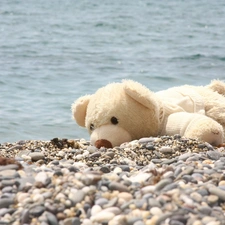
[174,166,182,177]
[150,207,163,216]
[139,137,156,143]
[1,179,17,187]
[155,178,173,191]
[103,207,121,215]
[207,150,222,160]
[17,193,30,203]
[127,217,143,225]
[119,165,130,172]
[45,211,59,225]
[86,146,98,153]
[0,164,19,171]
[100,166,110,173]
[95,198,108,206]
[35,172,51,186]
[141,185,156,194]
[218,180,225,186]
[2,186,13,193]
[197,188,209,197]
[207,195,219,205]
[133,221,145,225]
[20,209,30,224]
[109,182,129,192]
[29,205,45,217]
[208,185,225,201]
[89,152,101,158]
[91,211,115,223]
[29,152,45,161]
[175,166,194,180]
[7,145,23,151]
[198,206,212,215]
[151,159,162,164]
[186,155,200,162]
[159,146,173,154]
[0,208,12,217]
[64,217,81,225]
[91,205,102,216]
[145,144,155,150]
[0,198,14,208]
[161,183,177,192]
[161,158,177,165]
[68,190,85,204]
[190,192,202,202]
[178,152,192,161]
[162,171,174,179]
[118,192,133,201]
[148,198,161,208]
[192,173,204,182]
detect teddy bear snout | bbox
[95,139,113,149]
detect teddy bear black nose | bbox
[95,139,113,149]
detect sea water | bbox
[1,0,225,143]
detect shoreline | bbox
[0,136,225,224]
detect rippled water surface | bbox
[1,0,225,142]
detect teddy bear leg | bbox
[207,80,225,96]
[185,117,224,146]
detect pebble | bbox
[0,136,225,224]
[29,152,45,161]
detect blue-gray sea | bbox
[1,0,225,143]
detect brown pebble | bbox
[57,212,66,220]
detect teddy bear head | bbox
[71,80,164,148]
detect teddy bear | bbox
[71,80,225,148]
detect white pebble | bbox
[150,207,163,216]
[75,154,83,160]
[91,205,102,216]
[35,172,49,185]
[91,211,115,223]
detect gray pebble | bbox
[46,211,59,225]
[175,166,194,180]
[198,206,212,215]
[178,152,192,161]
[207,150,222,160]
[155,178,173,191]
[207,185,225,201]
[0,164,20,171]
[29,152,45,161]
[95,198,108,206]
[1,179,17,188]
[7,145,23,151]
[139,137,155,143]
[29,205,45,217]
[20,209,30,224]
[64,217,81,225]
[2,186,13,193]
[159,146,173,154]
[109,182,129,192]
[145,143,155,150]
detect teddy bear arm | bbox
[71,95,91,127]
[162,112,224,146]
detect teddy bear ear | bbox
[71,95,91,127]
[122,80,158,110]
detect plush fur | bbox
[72,80,225,148]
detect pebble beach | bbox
[1,135,225,225]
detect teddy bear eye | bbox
[90,123,94,131]
[111,117,118,125]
